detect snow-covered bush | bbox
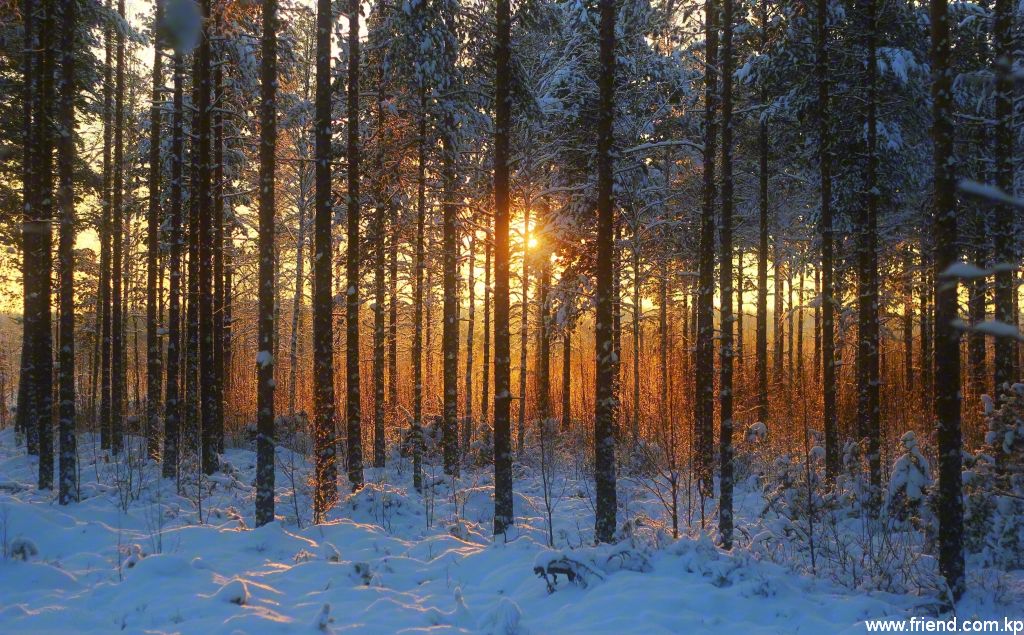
[961,385,1024,569]
[8,536,38,561]
[886,432,932,525]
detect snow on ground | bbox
[0,427,1014,634]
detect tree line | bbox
[3,0,1021,603]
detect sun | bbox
[527,236,538,250]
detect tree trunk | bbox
[493,0,515,536]
[145,0,164,461]
[98,3,112,452]
[930,0,965,600]
[29,0,55,489]
[196,0,218,476]
[857,0,881,491]
[594,0,618,544]
[212,21,225,453]
[18,0,37,456]
[56,0,77,503]
[517,206,530,454]
[442,112,459,477]
[695,0,717,499]
[111,0,126,456]
[903,247,914,391]
[255,0,279,526]
[755,0,769,427]
[719,0,735,548]
[816,0,838,477]
[163,49,185,481]
[411,89,427,493]
[289,194,308,417]
[372,77,387,469]
[561,324,572,431]
[631,238,640,440]
[312,0,338,520]
[463,233,476,452]
[481,221,492,426]
[537,247,551,424]
[388,190,399,423]
[992,0,1016,391]
[345,0,364,490]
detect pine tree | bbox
[857,0,881,492]
[256,0,279,527]
[373,71,387,469]
[441,83,460,477]
[163,47,185,482]
[312,0,339,522]
[56,0,77,504]
[695,0,717,499]
[991,0,1015,391]
[28,0,55,489]
[593,0,618,544]
[719,0,735,549]
[111,0,126,456]
[146,0,165,461]
[345,0,365,490]
[493,0,514,537]
[929,0,965,600]
[754,0,769,428]
[99,0,113,452]
[816,0,838,478]
[197,0,218,476]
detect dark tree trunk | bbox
[441,114,459,477]
[146,0,164,461]
[930,0,965,600]
[719,0,735,548]
[992,0,1016,391]
[373,80,387,469]
[736,252,743,371]
[493,0,515,537]
[594,0,618,544]
[56,0,77,504]
[164,50,184,481]
[255,0,279,526]
[695,0,717,498]
[197,0,218,476]
[561,324,572,431]
[411,89,427,493]
[816,0,838,478]
[631,238,640,440]
[903,247,914,391]
[967,209,987,395]
[19,0,38,457]
[30,0,55,489]
[111,0,125,456]
[345,0,364,490]
[388,193,399,421]
[99,3,113,452]
[312,0,338,521]
[537,250,551,424]
[463,233,476,452]
[814,266,821,383]
[516,206,530,454]
[212,19,225,453]
[857,0,881,491]
[289,192,308,417]
[920,249,933,412]
[481,220,492,426]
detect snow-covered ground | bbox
[0,427,1018,634]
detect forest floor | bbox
[0,427,1020,634]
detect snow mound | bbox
[479,597,526,635]
[211,578,250,605]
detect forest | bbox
[0,0,1022,631]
